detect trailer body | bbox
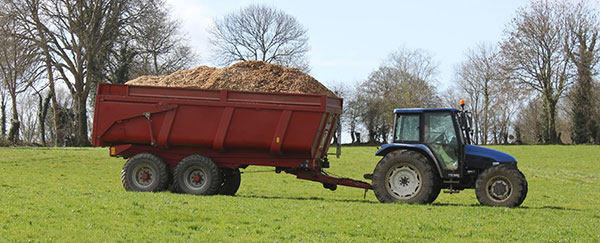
[92,83,343,168]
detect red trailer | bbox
[92,83,371,195]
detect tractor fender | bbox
[375,143,444,178]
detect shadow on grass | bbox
[431,202,582,211]
[236,195,582,211]
[520,205,582,211]
[237,194,378,204]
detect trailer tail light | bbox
[110,147,116,156]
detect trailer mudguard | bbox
[375,143,444,177]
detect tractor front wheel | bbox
[372,150,441,204]
[475,165,527,207]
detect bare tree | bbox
[8,0,64,146]
[344,83,362,144]
[11,0,148,146]
[30,85,51,145]
[565,0,600,144]
[8,0,189,146]
[358,48,440,143]
[127,0,197,78]
[17,92,38,143]
[0,7,42,144]
[455,43,506,144]
[501,0,572,144]
[514,96,545,144]
[209,4,310,72]
[488,78,528,144]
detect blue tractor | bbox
[366,103,528,207]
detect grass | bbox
[0,145,599,242]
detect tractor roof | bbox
[393,108,457,114]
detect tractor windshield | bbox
[394,114,420,143]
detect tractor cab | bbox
[369,101,527,207]
[392,108,463,178]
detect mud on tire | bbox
[372,150,441,204]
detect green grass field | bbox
[0,145,599,242]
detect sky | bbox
[165,0,529,90]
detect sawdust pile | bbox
[125,61,336,97]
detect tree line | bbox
[0,0,197,146]
[1,1,598,146]
[338,0,600,145]
[0,2,310,147]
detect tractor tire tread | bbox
[475,164,527,207]
[372,149,441,204]
[218,168,241,196]
[174,154,222,195]
[121,152,170,192]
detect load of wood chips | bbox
[125,61,336,97]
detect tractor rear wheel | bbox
[218,168,241,196]
[121,153,170,192]
[475,165,527,207]
[174,154,222,195]
[372,150,441,204]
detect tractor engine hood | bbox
[465,144,516,163]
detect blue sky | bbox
[166,0,529,90]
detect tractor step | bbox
[443,189,461,194]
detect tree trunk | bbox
[1,95,5,139]
[350,126,356,144]
[367,127,376,144]
[542,95,559,144]
[482,81,489,145]
[37,93,44,145]
[36,14,63,146]
[8,92,19,144]
[47,63,62,146]
[37,93,52,146]
[74,93,90,146]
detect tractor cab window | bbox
[394,114,420,142]
[423,112,459,170]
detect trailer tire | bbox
[475,165,527,207]
[121,153,170,192]
[218,168,241,196]
[372,150,441,204]
[174,154,222,195]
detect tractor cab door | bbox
[422,111,462,178]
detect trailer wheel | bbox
[475,165,527,207]
[218,168,241,196]
[372,150,441,204]
[174,155,222,195]
[121,153,170,192]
